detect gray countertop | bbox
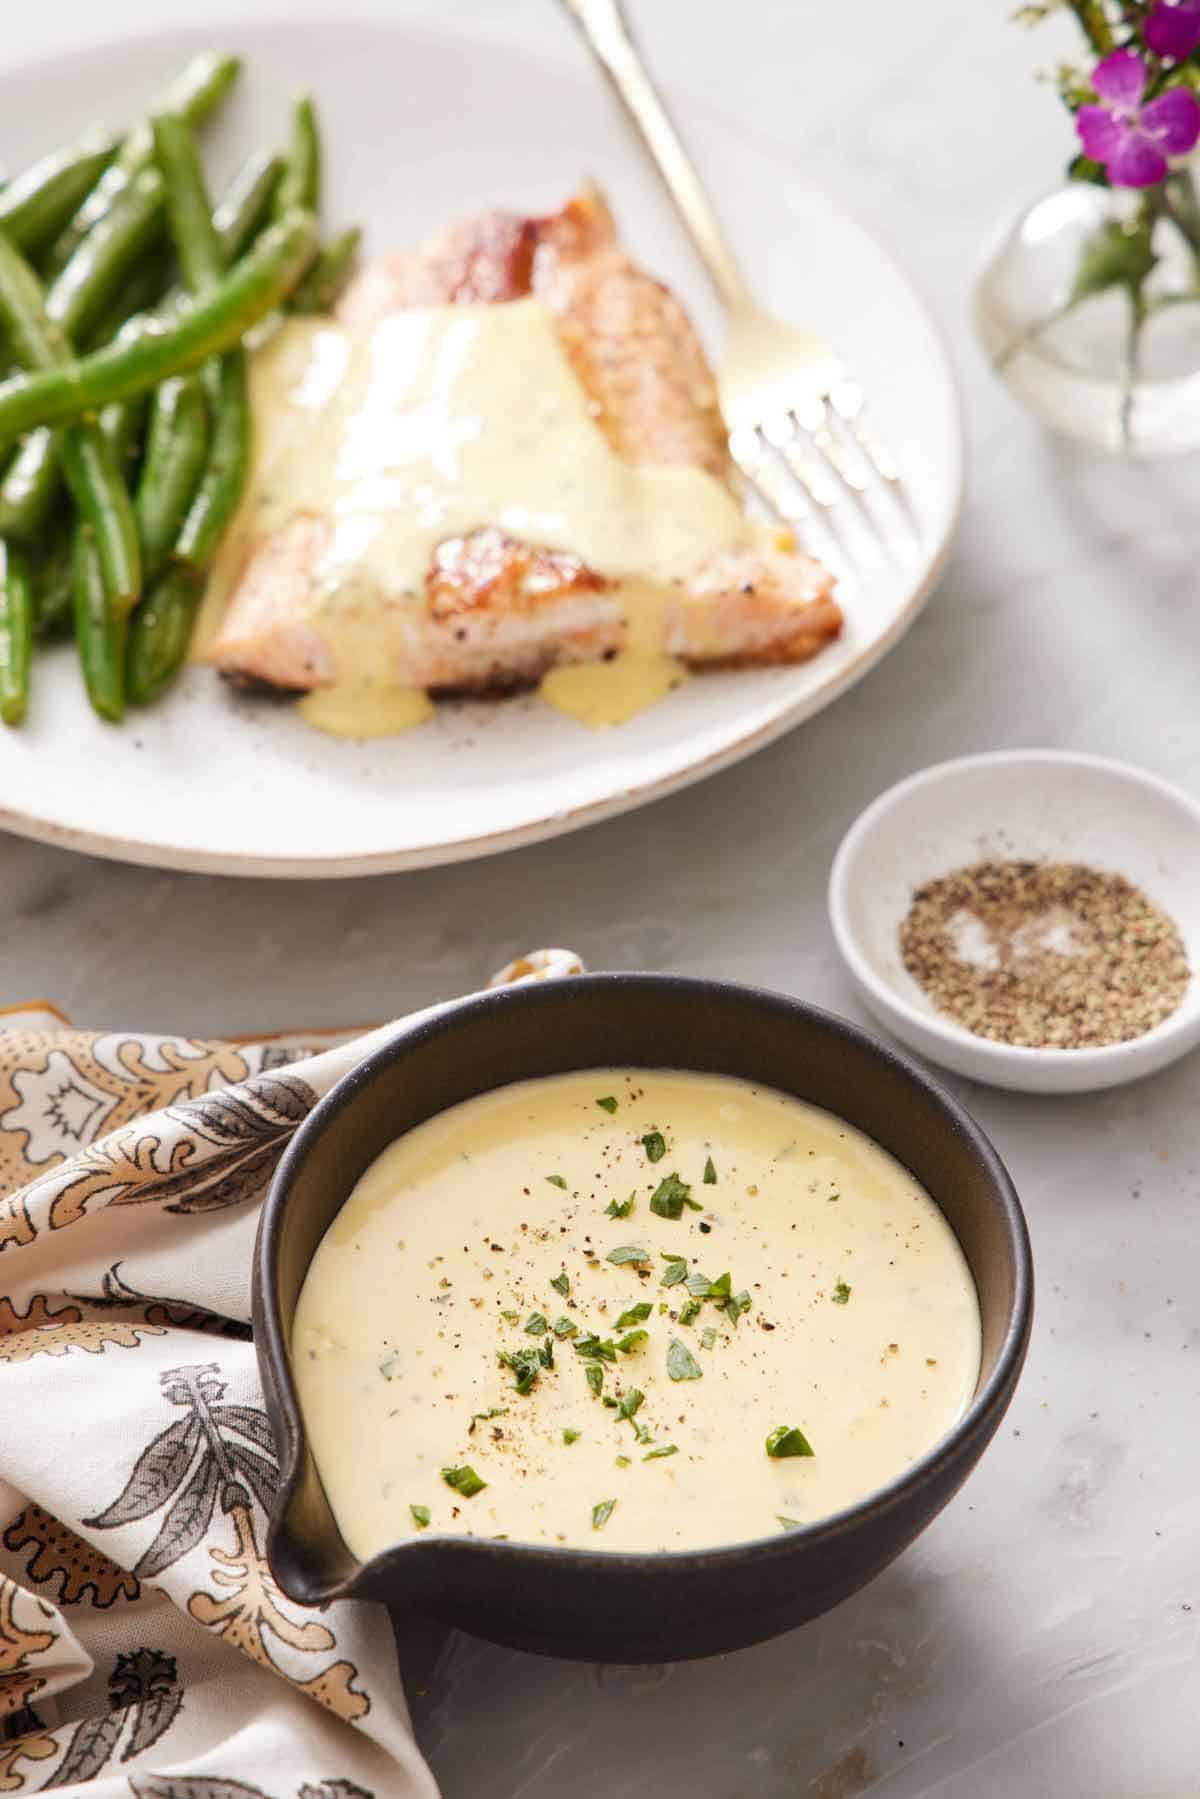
[4,2,1199,1793]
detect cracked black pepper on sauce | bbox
[291,1071,980,1554]
[899,860,1190,1050]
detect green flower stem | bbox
[1067,0,1115,53]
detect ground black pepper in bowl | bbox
[899,860,1191,1050]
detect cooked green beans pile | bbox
[0,54,361,725]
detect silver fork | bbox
[559,0,908,553]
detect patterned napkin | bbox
[0,949,582,1798]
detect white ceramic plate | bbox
[0,20,963,876]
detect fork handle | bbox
[558,0,751,313]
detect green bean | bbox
[276,95,321,219]
[0,132,119,258]
[82,247,173,351]
[289,226,362,315]
[135,375,210,578]
[151,113,223,291]
[0,231,140,613]
[214,150,283,263]
[42,53,241,279]
[72,523,124,722]
[46,168,165,349]
[0,431,59,542]
[0,542,33,725]
[176,351,248,571]
[127,562,203,705]
[32,536,73,640]
[0,209,317,445]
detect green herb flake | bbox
[500,1309,520,1324]
[660,1255,689,1288]
[468,1407,507,1434]
[410,1504,431,1529]
[724,1289,752,1327]
[546,1174,568,1190]
[616,1302,652,1329]
[552,1315,578,1338]
[765,1425,815,1459]
[700,1326,718,1351]
[592,1498,617,1530]
[605,1194,635,1219]
[832,1279,852,1306]
[641,1130,667,1163]
[650,1172,702,1220]
[827,1191,840,1203]
[616,1387,645,1426]
[703,1155,718,1185]
[679,1297,702,1327]
[615,1454,631,1468]
[707,1272,732,1300]
[538,1338,555,1369]
[602,1395,618,1408]
[635,1421,654,1445]
[574,1334,617,1363]
[550,1272,571,1299]
[441,1464,487,1497]
[378,1352,402,1380]
[607,1244,651,1266]
[596,1095,619,1113]
[685,1271,712,1297]
[563,1428,581,1445]
[525,1312,549,1336]
[499,1346,543,1395]
[617,1329,648,1355]
[585,1363,604,1398]
[667,1338,703,1382]
[643,1444,679,1461]
[777,1515,802,1531]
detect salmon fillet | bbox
[208,188,841,695]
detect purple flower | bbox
[1076,49,1200,186]
[1145,1,1200,62]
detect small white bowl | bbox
[828,751,1200,1094]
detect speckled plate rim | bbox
[0,15,965,879]
[828,749,1200,1082]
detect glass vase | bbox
[973,170,1200,457]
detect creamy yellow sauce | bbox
[293,1071,981,1556]
[197,301,754,733]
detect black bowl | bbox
[254,974,1032,1664]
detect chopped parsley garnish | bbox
[616,1302,652,1329]
[592,1498,617,1530]
[641,1130,667,1163]
[574,1334,617,1363]
[499,1346,544,1394]
[546,1174,568,1190]
[468,1407,507,1434]
[827,1192,840,1203]
[378,1352,402,1380]
[832,1279,851,1305]
[605,1194,635,1219]
[616,1388,645,1426]
[552,1315,578,1338]
[765,1425,815,1459]
[524,1312,548,1336]
[441,1465,487,1497]
[585,1363,604,1398]
[607,1243,651,1265]
[685,1271,712,1297]
[563,1428,581,1445]
[501,1309,520,1324]
[616,1455,631,1468]
[725,1289,752,1328]
[660,1254,689,1288]
[649,1172,702,1220]
[777,1515,802,1530]
[617,1329,648,1354]
[643,1444,678,1461]
[679,1297,702,1327]
[635,1421,654,1445]
[703,1155,718,1184]
[667,1338,703,1382]
[700,1326,718,1350]
[707,1272,731,1299]
[603,1395,618,1408]
[410,1504,431,1528]
[538,1338,555,1369]
[596,1095,619,1113]
[550,1271,571,1299]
